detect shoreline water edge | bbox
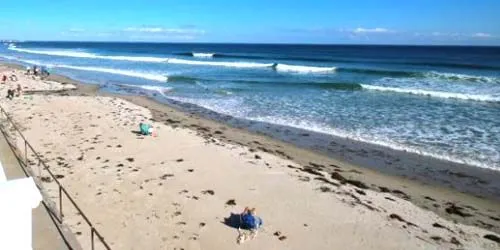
[1,61,500,249]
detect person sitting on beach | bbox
[1,75,6,84]
[139,123,157,136]
[9,74,18,82]
[15,84,22,97]
[240,207,262,230]
[26,66,31,75]
[6,89,14,100]
[33,66,38,76]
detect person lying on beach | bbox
[237,207,263,244]
[240,207,262,230]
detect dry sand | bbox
[0,63,499,249]
[0,65,75,93]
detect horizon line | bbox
[4,40,500,47]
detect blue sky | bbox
[1,0,499,45]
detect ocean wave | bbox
[424,71,499,84]
[9,47,97,58]
[192,53,215,58]
[50,64,168,82]
[0,55,43,66]
[339,67,499,83]
[274,63,336,73]
[408,61,500,70]
[174,52,216,58]
[103,55,167,63]
[9,46,336,73]
[167,75,199,84]
[222,79,361,90]
[117,84,172,96]
[8,46,168,63]
[317,82,362,91]
[8,46,335,72]
[361,84,500,102]
[338,67,419,77]
[175,52,335,62]
[165,75,361,91]
[243,115,498,171]
[166,58,274,68]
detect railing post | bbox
[59,186,63,221]
[37,159,42,178]
[91,228,95,250]
[24,140,28,166]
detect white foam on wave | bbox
[0,55,43,66]
[103,55,167,63]
[119,84,172,97]
[167,96,499,170]
[9,47,98,58]
[361,84,500,102]
[51,64,168,82]
[245,115,499,171]
[192,53,215,58]
[275,64,336,73]
[8,47,168,63]
[167,58,273,68]
[8,47,339,74]
[425,71,499,83]
[176,95,499,170]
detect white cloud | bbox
[430,32,496,39]
[472,32,493,38]
[353,27,393,34]
[68,28,85,33]
[123,26,205,35]
[124,27,163,33]
[122,26,206,41]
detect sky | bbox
[0,0,499,45]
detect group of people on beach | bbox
[6,84,22,100]
[1,73,18,84]
[26,65,49,79]
[2,71,21,100]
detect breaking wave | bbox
[274,63,336,73]
[361,84,500,102]
[49,64,168,82]
[8,47,168,63]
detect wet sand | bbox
[1,62,500,249]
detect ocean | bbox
[1,42,500,170]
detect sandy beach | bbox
[1,62,500,249]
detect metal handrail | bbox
[0,105,111,250]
